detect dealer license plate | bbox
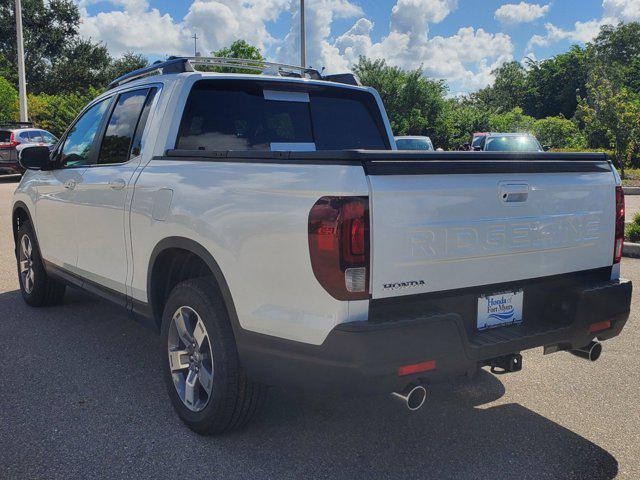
[477,290,524,331]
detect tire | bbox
[160,277,267,434]
[15,219,66,307]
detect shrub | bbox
[626,222,640,242]
[625,212,640,242]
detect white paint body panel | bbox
[369,172,616,298]
[130,160,369,345]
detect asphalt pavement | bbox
[0,175,638,479]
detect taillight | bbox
[614,185,624,264]
[308,196,370,300]
[0,133,20,149]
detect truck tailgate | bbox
[366,157,616,299]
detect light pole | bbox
[192,33,199,57]
[300,0,306,68]
[15,0,28,122]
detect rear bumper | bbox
[239,276,632,394]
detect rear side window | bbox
[28,131,43,142]
[40,131,57,144]
[176,80,389,151]
[98,88,150,165]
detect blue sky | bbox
[77,1,639,93]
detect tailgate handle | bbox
[499,183,529,203]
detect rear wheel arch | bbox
[12,202,35,250]
[147,237,241,334]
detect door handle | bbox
[109,178,126,190]
[64,179,76,190]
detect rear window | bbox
[0,131,10,143]
[485,136,541,152]
[395,138,433,151]
[176,80,389,151]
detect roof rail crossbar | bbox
[107,56,359,89]
[107,57,194,88]
[184,56,322,80]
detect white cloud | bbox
[80,0,514,93]
[603,0,640,21]
[277,0,364,72]
[527,17,615,49]
[495,2,550,25]
[78,0,290,57]
[326,0,512,92]
[526,0,640,51]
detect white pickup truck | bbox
[13,57,632,434]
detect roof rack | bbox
[108,56,360,89]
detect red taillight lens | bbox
[614,186,624,264]
[0,133,20,149]
[308,196,369,300]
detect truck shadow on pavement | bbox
[0,288,619,480]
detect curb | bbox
[623,242,640,258]
[623,187,640,195]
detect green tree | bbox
[27,87,102,137]
[525,46,588,118]
[0,76,18,122]
[438,98,490,149]
[45,38,112,94]
[207,39,264,74]
[106,52,149,82]
[489,107,536,133]
[590,22,640,89]
[533,116,586,149]
[578,77,640,173]
[353,57,448,145]
[0,0,80,92]
[472,61,528,114]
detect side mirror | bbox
[19,146,52,170]
[543,145,551,152]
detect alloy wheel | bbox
[19,234,35,294]
[167,306,214,412]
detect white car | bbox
[12,57,632,434]
[395,135,434,151]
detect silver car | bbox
[0,126,58,174]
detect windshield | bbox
[484,136,541,152]
[395,138,433,151]
[176,80,389,151]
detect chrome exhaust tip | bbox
[392,384,427,411]
[570,341,602,362]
